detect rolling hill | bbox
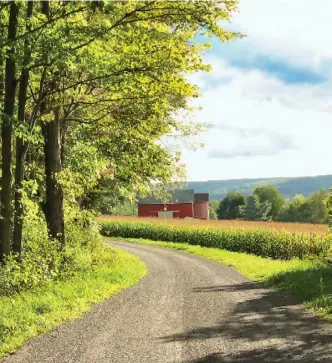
[186,175,332,201]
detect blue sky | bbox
[181,0,332,181]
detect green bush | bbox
[100,220,332,260]
[0,203,105,296]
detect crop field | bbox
[99,216,331,260]
[98,215,328,235]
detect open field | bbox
[98,215,328,235]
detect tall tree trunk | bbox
[0,58,4,109]
[42,107,65,246]
[0,57,3,226]
[0,2,19,262]
[13,1,34,257]
[40,0,65,246]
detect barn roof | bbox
[194,193,209,202]
[139,189,195,204]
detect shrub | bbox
[100,219,332,260]
[0,202,105,296]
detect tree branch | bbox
[0,6,87,49]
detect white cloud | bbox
[231,0,332,70]
[208,123,299,159]
[182,57,332,181]
[192,57,331,110]
[181,1,332,181]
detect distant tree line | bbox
[209,185,329,224]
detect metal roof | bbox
[139,189,195,204]
[194,193,209,202]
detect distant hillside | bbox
[186,175,332,201]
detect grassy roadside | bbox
[0,245,146,358]
[111,237,332,319]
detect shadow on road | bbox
[187,345,332,363]
[192,282,270,293]
[161,280,332,362]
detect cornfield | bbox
[99,216,331,260]
[98,216,328,234]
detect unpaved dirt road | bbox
[3,241,332,363]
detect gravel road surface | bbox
[3,241,332,363]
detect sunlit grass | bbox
[0,246,147,358]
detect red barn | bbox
[138,189,209,219]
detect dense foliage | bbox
[253,185,284,219]
[0,0,240,291]
[216,191,245,220]
[279,190,329,224]
[241,194,272,221]
[100,219,332,260]
[0,208,105,295]
[213,186,329,224]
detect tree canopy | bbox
[215,185,329,224]
[0,0,240,261]
[217,191,245,220]
[253,185,284,220]
[279,190,328,224]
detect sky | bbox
[181,0,332,182]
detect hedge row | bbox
[100,220,332,260]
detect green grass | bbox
[0,245,147,358]
[111,237,332,319]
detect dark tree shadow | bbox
[188,345,332,363]
[160,270,332,362]
[193,282,271,293]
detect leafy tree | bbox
[278,190,328,224]
[278,195,305,222]
[209,200,219,220]
[105,200,138,217]
[241,195,272,221]
[0,0,240,261]
[307,189,329,224]
[241,196,257,221]
[0,2,19,259]
[208,200,219,220]
[217,191,245,220]
[328,188,332,231]
[253,185,284,219]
